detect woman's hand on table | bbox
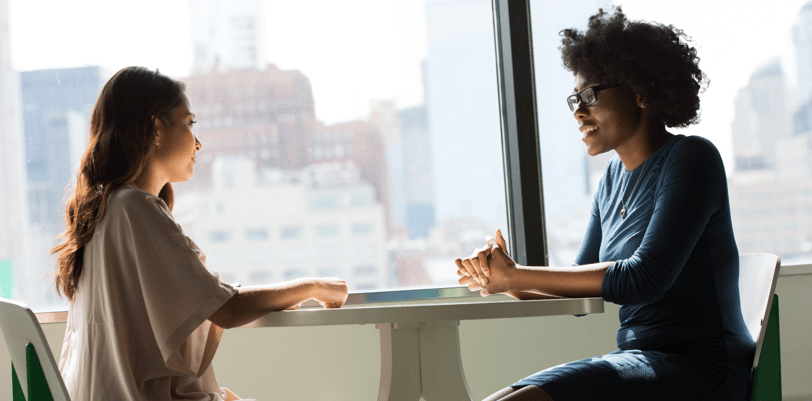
[455,229,518,296]
[313,277,349,308]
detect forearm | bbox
[507,262,612,298]
[210,278,317,328]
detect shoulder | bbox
[662,134,725,172]
[668,135,722,161]
[105,184,174,227]
[108,184,169,213]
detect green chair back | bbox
[749,294,781,401]
[0,298,69,400]
[738,254,782,401]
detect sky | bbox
[7,0,810,166]
[7,0,429,126]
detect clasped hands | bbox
[455,229,517,296]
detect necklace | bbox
[620,135,667,218]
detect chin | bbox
[172,173,195,183]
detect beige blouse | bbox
[58,183,242,400]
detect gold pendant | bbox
[620,206,626,218]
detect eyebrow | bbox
[573,83,599,93]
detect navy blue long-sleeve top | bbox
[575,134,753,386]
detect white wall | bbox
[2,273,810,400]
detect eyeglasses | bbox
[567,84,621,112]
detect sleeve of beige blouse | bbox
[114,190,237,368]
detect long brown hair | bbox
[53,66,186,300]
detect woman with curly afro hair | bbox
[455,7,752,401]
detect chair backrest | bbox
[0,298,70,401]
[738,253,781,370]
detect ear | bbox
[635,92,646,109]
[637,82,656,108]
[152,116,163,146]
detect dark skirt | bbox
[511,342,750,401]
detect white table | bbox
[238,292,604,401]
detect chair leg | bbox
[750,294,782,401]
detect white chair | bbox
[738,253,782,401]
[0,298,70,401]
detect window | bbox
[246,228,269,241]
[4,0,806,312]
[209,230,232,243]
[531,0,812,267]
[280,226,303,240]
[309,193,342,210]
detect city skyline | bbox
[6,0,806,164]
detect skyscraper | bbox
[0,0,31,300]
[182,65,317,187]
[370,99,436,239]
[20,67,109,236]
[370,99,406,233]
[793,2,812,135]
[400,105,435,239]
[730,59,789,170]
[190,0,268,73]
[794,1,812,107]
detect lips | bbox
[580,125,598,134]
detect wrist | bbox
[507,264,526,292]
[295,277,319,297]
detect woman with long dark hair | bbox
[54,66,348,400]
[456,8,752,401]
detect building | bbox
[182,66,391,233]
[729,171,812,262]
[730,59,790,170]
[726,3,812,264]
[20,67,109,235]
[0,0,31,300]
[174,158,388,291]
[370,99,406,234]
[17,66,107,308]
[793,2,812,137]
[182,65,317,188]
[793,1,812,107]
[313,120,389,222]
[400,105,435,239]
[190,0,268,73]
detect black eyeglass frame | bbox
[567,84,622,112]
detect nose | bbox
[194,136,202,151]
[573,101,589,120]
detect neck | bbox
[616,123,669,171]
[131,164,167,196]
